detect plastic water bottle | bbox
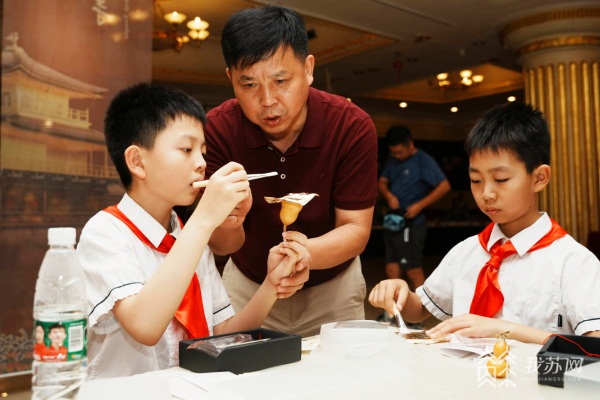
[32,227,87,399]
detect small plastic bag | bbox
[186,333,254,357]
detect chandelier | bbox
[153,5,210,52]
[432,70,484,90]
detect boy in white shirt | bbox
[369,102,600,344]
[77,83,310,379]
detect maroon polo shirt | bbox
[205,87,378,288]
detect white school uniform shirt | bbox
[417,213,600,335]
[77,194,235,380]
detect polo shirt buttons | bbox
[280,174,286,180]
[280,157,285,162]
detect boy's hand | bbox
[427,314,508,339]
[267,231,311,299]
[368,279,410,318]
[195,162,250,229]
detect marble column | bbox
[499,3,600,244]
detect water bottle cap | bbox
[48,227,76,246]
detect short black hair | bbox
[386,125,412,146]
[221,5,308,69]
[465,102,550,173]
[104,82,206,189]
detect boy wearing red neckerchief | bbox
[369,102,600,344]
[77,83,311,379]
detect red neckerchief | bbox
[469,218,567,317]
[104,205,209,339]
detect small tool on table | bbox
[393,303,410,335]
[393,304,436,340]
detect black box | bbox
[179,328,301,374]
[537,335,600,387]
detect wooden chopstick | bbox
[192,171,277,188]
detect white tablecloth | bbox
[77,330,596,400]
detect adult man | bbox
[379,126,451,292]
[204,5,378,337]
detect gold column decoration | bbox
[500,4,600,244]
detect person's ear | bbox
[304,55,315,86]
[124,145,147,180]
[226,68,232,82]
[533,164,551,193]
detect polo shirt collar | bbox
[488,212,551,256]
[117,194,181,247]
[242,87,323,151]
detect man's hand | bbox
[404,202,423,219]
[220,192,253,229]
[386,194,400,210]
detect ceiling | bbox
[151,0,577,115]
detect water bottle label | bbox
[33,319,87,362]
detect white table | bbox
[77,332,595,400]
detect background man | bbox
[378,126,451,298]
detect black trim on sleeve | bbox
[574,317,600,332]
[422,287,452,317]
[89,282,144,317]
[213,303,232,315]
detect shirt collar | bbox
[118,194,181,247]
[488,212,551,256]
[243,87,323,151]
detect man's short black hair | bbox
[221,5,309,69]
[386,126,412,146]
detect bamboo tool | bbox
[393,303,440,340]
[192,171,277,188]
[393,303,410,335]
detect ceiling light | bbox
[187,16,209,31]
[399,102,408,108]
[431,69,484,91]
[450,107,459,113]
[153,5,210,52]
[507,96,516,102]
[164,11,186,25]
